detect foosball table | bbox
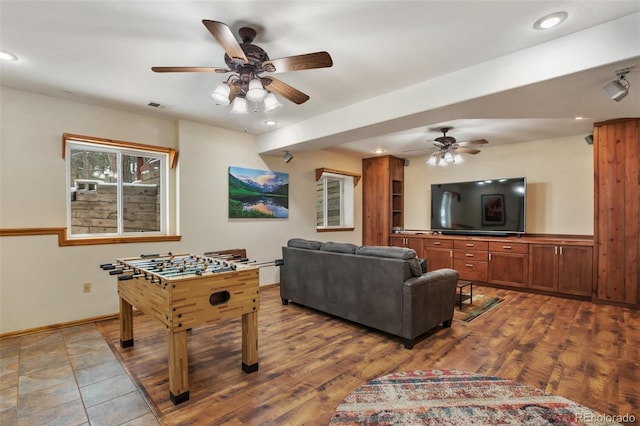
[100,250,282,405]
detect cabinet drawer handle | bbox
[465,263,474,268]
[465,253,474,257]
[433,242,441,245]
[466,243,474,247]
[502,245,512,249]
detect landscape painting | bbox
[228,166,289,218]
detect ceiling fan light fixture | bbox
[210,82,231,105]
[426,155,438,166]
[263,93,283,112]
[230,97,248,114]
[444,152,455,163]
[246,78,267,102]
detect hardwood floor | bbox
[93,284,640,425]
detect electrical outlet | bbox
[83,282,91,293]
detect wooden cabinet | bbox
[362,155,404,246]
[488,242,528,288]
[593,118,639,308]
[389,235,424,257]
[529,244,593,297]
[528,244,558,292]
[559,245,593,297]
[424,238,453,271]
[453,240,488,282]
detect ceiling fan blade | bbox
[455,147,481,154]
[261,77,310,104]
[151,66,230,73]
[432,141,446,147]
[263,52,333,73]
[458,139,489,146]
[202,20,248,63]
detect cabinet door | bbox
[389,236,424,258]
[559,245,593,297]
[528,244,558,291]
[425,248,453,271]
[488,252,528,288]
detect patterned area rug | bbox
[329,370,620,425]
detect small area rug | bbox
[453,294,503,322]
[329,369,619,425]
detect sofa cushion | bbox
[407,258,423,277]
[320,242,358,254]
[356,245,417,260]
[287,238,322,250]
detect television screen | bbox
[430,177,526,235]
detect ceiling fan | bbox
[152,20,333,108]
[427,127,488,165]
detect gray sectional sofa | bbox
[279,238,459,349]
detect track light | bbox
[603,68,632,102]
[283,151,293,163]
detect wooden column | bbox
[593,118,639,308]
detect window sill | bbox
[316,227,355,233]
[0,227,182,246]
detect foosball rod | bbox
[100,254,197,270]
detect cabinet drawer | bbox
[454,240,489,250]
[424,239,453,249]
[453,259,488,282]
[453,250,489,261]
[489,241,528,254]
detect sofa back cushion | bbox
[355,246,423,277]
[320,242,358,254]
[287,238,322,250]
[356,245,417,259]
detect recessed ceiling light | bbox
[264,120,277,126]
[0,50,18,61]
[533,11,568,30]
[374,148,385,154]
[575,116,584,120]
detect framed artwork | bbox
[228,166,289,218]
[481,194,505,225]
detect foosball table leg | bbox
[241,311,259,373]
[119,297,134,348]
[168,330,189,405]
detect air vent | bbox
[147,101,174,110]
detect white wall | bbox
[0,87,361,334]
[404,135,594,235]
[175,120,362,286]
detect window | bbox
[63,133,178,243]
[315,168,360,231]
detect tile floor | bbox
[0,323,159,426]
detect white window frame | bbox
[63,133,178,244]
[315,168,360,232]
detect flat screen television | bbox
[430,177,526,236]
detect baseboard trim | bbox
[0,313,120,339]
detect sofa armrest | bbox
[401,268,459,340]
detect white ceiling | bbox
[1,1,639,159]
